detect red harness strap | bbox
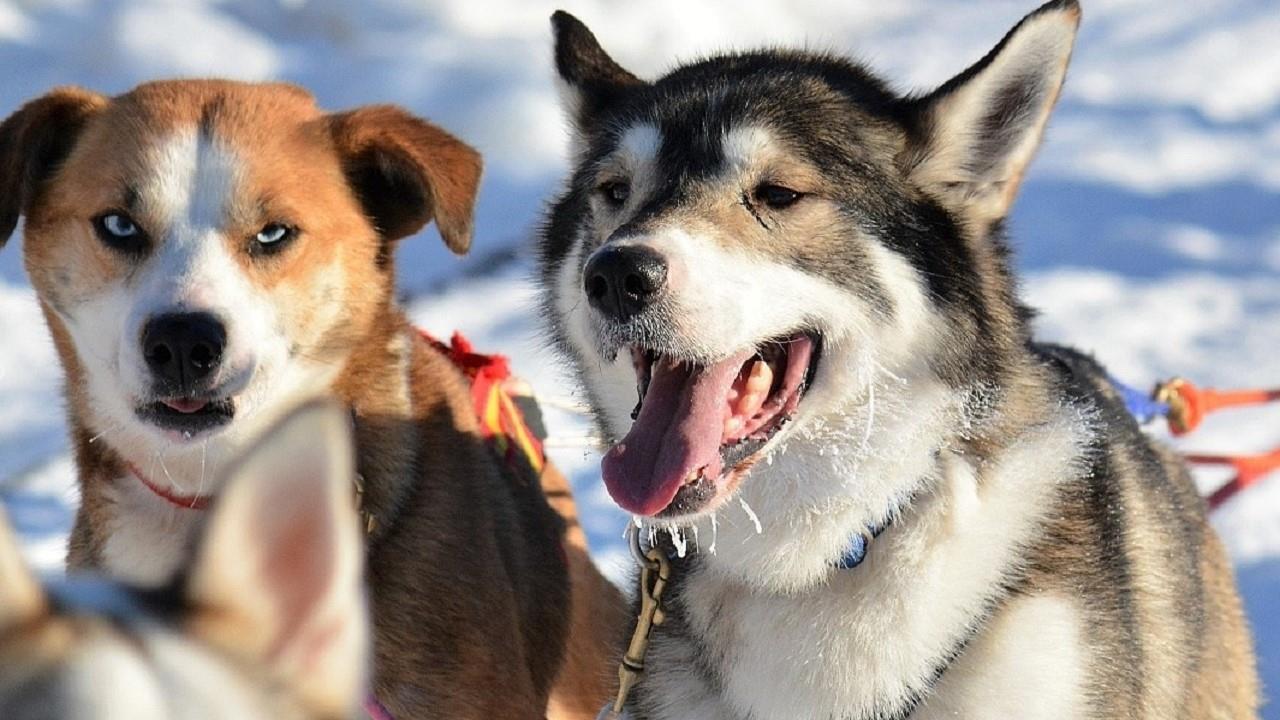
[418,330,547,480]
[1189,448,1280,510]
[1149,378,1280,510]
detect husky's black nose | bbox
[142,313,226,390]
[584,245,668,321]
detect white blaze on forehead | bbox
[618,122,660,166]
[132,128,246,309]
[721,125,777,174]
[143,129,241,230]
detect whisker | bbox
[861,375,876,454]
[738,496,763,535]
[197,440,208,499]
[156,451,187,493]
[86,421,124,445]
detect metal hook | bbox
[627,521,651,567]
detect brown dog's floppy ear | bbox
[0,87,107,247]
[551,11,645,130]
[327,106,482,255]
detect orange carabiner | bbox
[1155,378,1280,436]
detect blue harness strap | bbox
[1108,375,1169,424]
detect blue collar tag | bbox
[833,520,890,570]
[834,532,871,570]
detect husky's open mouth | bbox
[603,332,820,517]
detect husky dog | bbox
[0,402,368,720]
[540,2,1259,718]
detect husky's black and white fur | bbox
[539,2,1258,718]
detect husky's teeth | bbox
[745,359,773,393]
[630,347,654,420]
[723,359,774,440]
[723,415,745,437]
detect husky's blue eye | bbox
[93,212,148,254]
[251,223,296,255]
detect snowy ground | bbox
[0,0,1276,714]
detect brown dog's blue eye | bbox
[754,184,803,210]
[101,214,137,237]
[597,180,630,207]
[93,212,148,254]
[256,224,291,245]
[251,223,296,255]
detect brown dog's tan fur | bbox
[0,80,623,719]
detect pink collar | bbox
[125,462,213,510]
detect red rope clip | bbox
[1154,378,1280,436]
[1152,378,1280,509]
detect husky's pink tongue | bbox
[603,349,754,516]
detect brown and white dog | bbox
[0,80,624,719]
[0,401,368,720]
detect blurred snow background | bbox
[0,0,1276,713]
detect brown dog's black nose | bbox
[142,313,226,391]
[584,245,668,321]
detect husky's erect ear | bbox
[551,11,644,131]
[0,507,45,632]
[904,0,1079,225]
[186,401,368,717]
[0,87,107,247]
[327,106,482,254]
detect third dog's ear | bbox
[0,87,106,247]
[551,11,644,130]
[0,508,45,633]
[904,0,1080,225]
[186,401,368,717]
[328,106,482,254]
